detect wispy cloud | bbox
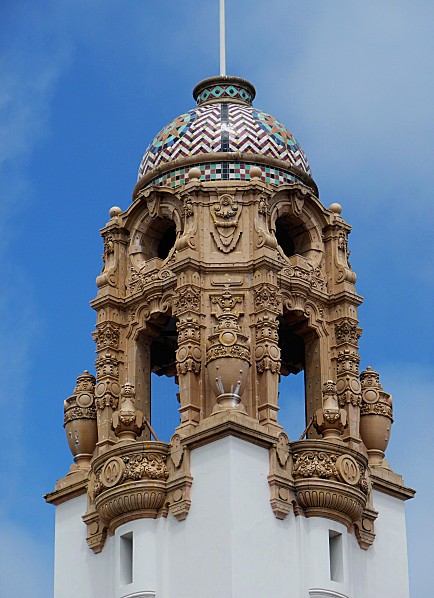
[0,0,72,580]
[0,2,72,212]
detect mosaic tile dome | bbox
[137,76,311,190]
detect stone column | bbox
[334,320,362,448]
[173,284,202,431]
[253,283,282,431]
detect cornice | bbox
[370,468,415,501]
[45,478,88,506]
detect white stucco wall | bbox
[54,494,111,597]
[53,438,411,598]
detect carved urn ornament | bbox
[359,366,393,466]
[63,370,97,469]
[206,291,250,410]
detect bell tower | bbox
[46,75,414,598]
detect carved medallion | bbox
[335,455,361,486]
[101,457,125,488]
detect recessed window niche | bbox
[329,530,343,583]
[120,531,133,586]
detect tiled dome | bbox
[137,76,311,189]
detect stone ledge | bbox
[45,478,88,506]
[180,410,279,451]
[371,467,415,501]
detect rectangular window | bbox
[329,530,343,583]
[120,532,133,585]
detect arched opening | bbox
[135,315,180,442]
[157,221,177,260]
[150,315,179,442]
[133,217,177,262]
[277,314,307,439]
[274,214,312,260]
[275,217,295,258]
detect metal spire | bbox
[220,0,226,76]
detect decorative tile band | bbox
[148,162,303,189]
[195,83,254,106]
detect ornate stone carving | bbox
[170,434,184,469]
[93,349,121,448]
[276,433,290,468]
[254,284,281,313]
[335,350,362,407]
[337,349,360,376]
[354,506,378,550]
[176,317,201,375]
[313,380,347,439]
[210,194,242,253]
[95,352,119,381]
[82,509,107,554]
[121,453,169,482]
[292,440,369,528]
[112,383,145,441]
[63,371,97,470]
[335,320,361,345]
[335,454,361,486]
[92,322,120,352]
[89,441,170,533]
[360,402,392,417]
[359,366,393,466]
[167,434,193,521]
[64,406,96,425]
[207,290,250,410]
[97,232,119,288]
[173,287,201,315]
[255,314,280,374]
[128,264,176,294]
[268,432,294,520]
[281,264,326,292]
[293,451,339,479]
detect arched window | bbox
[135,315,180,442]
[273,214,312,260]
[133,216,177,263]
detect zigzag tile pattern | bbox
[138,103,311,180]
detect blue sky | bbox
[0,1,433,595]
